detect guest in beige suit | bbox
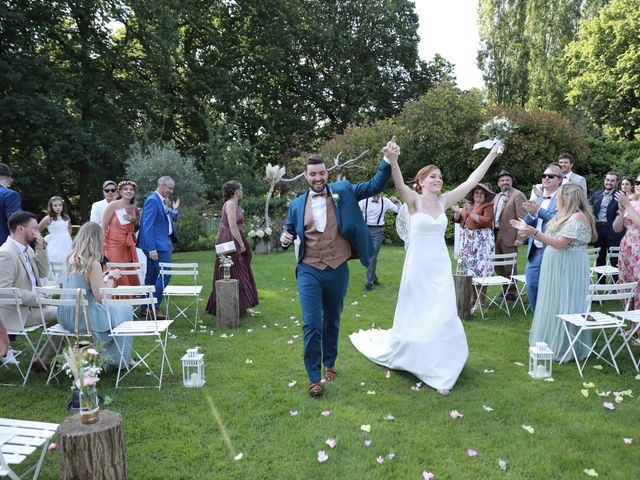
[493,170,527,300]
[0,211,57,366]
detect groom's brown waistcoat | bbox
[302,195,351,270]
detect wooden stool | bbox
[58,410,127,480]
[215,279,239,328]
[453,274,473,321]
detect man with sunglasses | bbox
[589,172,624,277]
[90,180,118,225]
[521,164,562,312]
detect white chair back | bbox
[106,261,146,285]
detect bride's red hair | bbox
[413,165,441,194]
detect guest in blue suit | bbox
[589,172,624,273]
[137,176,176,318]
[281,138,397,397]
[0,163,21,247]
[523,163,562,312]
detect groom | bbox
[281,139,398,397]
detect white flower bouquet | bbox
[473,116,516,150]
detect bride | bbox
[349,138,504,395]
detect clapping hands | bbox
[509,218,536,237]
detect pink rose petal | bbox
[467,448,478,457]
[623,437,634,445]
[320,410,331,417]
[422,472,435,480]
[48,443,58,451]
[325,438,337,449]
[376,455,384,465]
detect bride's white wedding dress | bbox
[349,197,468,390]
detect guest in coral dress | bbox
[101,180,140,287]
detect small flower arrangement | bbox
[480,116,516,141]
[331,192,340,206]
[248,226,272,240]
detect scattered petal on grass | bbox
[596,390,611,397]
[583,382,595,388]
[513,362,524,367]
[602,402,615,410]
[321,410,331,417]
[411,382,423,391]
[483,369,495,373]
[274,323,279,327]
[376,455,384,465]
[169,334,177,339]
[384,414,395,421]
[617,389,633,397]
[386,453,396,460]
[287,340,294,345]
[614,395,623,404]
[246,329,254,333]
[48,443,58,451]
[325,439,337,449]
[449,410,464,419]
[351,301,359,306]
[422,472,435,480]
[498,459,507,471]
[245,358,253,364]
[355,314,361,318]
[522,425,535,434]
[635,374,640,380]
[288,380,297,388]
[385,370,391,379]
[581,389,589,398]
[220,333,229,338]
[317,450,329,463]
[289,315,296,320]
[234,452,243,461]
[466,448,478,457]
[483,405,493,412]
[592,365,603,370]
[190,329,195,333]
[544,377,555,382]
[364,439,372,446]
[209,331,214,335]
[262,325,267,328]
[288,410,299,417]
[367,390,376,395]
[360,382,366,387]
[623,437,634,445]
[293,335,300,339]
[361,424,371,433]
[583,468,598,477]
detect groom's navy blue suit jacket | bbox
[284,159,391,267]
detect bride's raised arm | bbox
[441,142,504,208]
[384,137,418,212]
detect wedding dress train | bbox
[350,198,468,390]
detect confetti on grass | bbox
[583,468,598,477]
[498,459,507,470]
[234,452,243,461]
[623,438,634,445]
[361,424,371,433]
[449,410,464,419]
[467,448,478,457]
[288,380,297,388]
[288,410,299,417]
[376,455,384,465]
[325,439,337,449]
[602,402,615,410]
[483,405,493,412]
[321,410,331,417]
[422,472,435,480]
[522,425,535,434]
[317,450,328,463]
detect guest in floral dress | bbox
[511,183,597,361]
[452,183,495,310]
[614,179,640,309]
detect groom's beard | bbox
[309,182,326,193]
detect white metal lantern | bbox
[528,342,553,379]
[181,347,205,388]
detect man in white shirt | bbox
[89,180,117,225]
[358,195,400,291]
[558,153,587,194]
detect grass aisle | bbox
[1,246,639,479]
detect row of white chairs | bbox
[1,262,202,389]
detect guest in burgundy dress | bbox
[206,181,258,317]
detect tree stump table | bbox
[58,410,127,480]
[215,279,240,328]
[453,274,473,321]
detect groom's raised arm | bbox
[353,158,392,201]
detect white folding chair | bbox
[0,288,45,387]
[40,261,65,288]
[35,287,92,386]
[609,308,640,373]
[557,282,635,377]
[586,246,601,270]
[101,286,173,389]
[471,252,517,319]
[590,246,619,284]
[510,274,529,315]
[106,262,145,286]
[0,417,58,480]
[159,262,203,329]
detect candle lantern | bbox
[528,342,553,379]
[181,347,205,388]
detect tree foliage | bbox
[565,0,640,140]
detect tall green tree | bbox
[565,0,640,140]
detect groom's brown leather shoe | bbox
[324,366,337,382]
[308,382,323,397]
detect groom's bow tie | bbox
[312,191,327,198]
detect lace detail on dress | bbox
[549,219,591,251]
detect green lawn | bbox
[1,246,639,479]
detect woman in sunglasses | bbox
[512,183,597,361]
[614,177,640,312]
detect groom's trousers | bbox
[297,262,349,383]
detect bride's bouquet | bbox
[473,116,516,150]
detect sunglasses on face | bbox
[541,173,559,179]
[635,181,640,186]
[103,188,116,193]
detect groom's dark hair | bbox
[306,154,326,170]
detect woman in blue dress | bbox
[57,222,133,368]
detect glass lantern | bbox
[528,342,553,379]
[181,347,205,388]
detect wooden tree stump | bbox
[58,410,127,480]
[215,279,239,328]
[453,274,473,321]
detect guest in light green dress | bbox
[57,222,133,368]
[511,183,597,361]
